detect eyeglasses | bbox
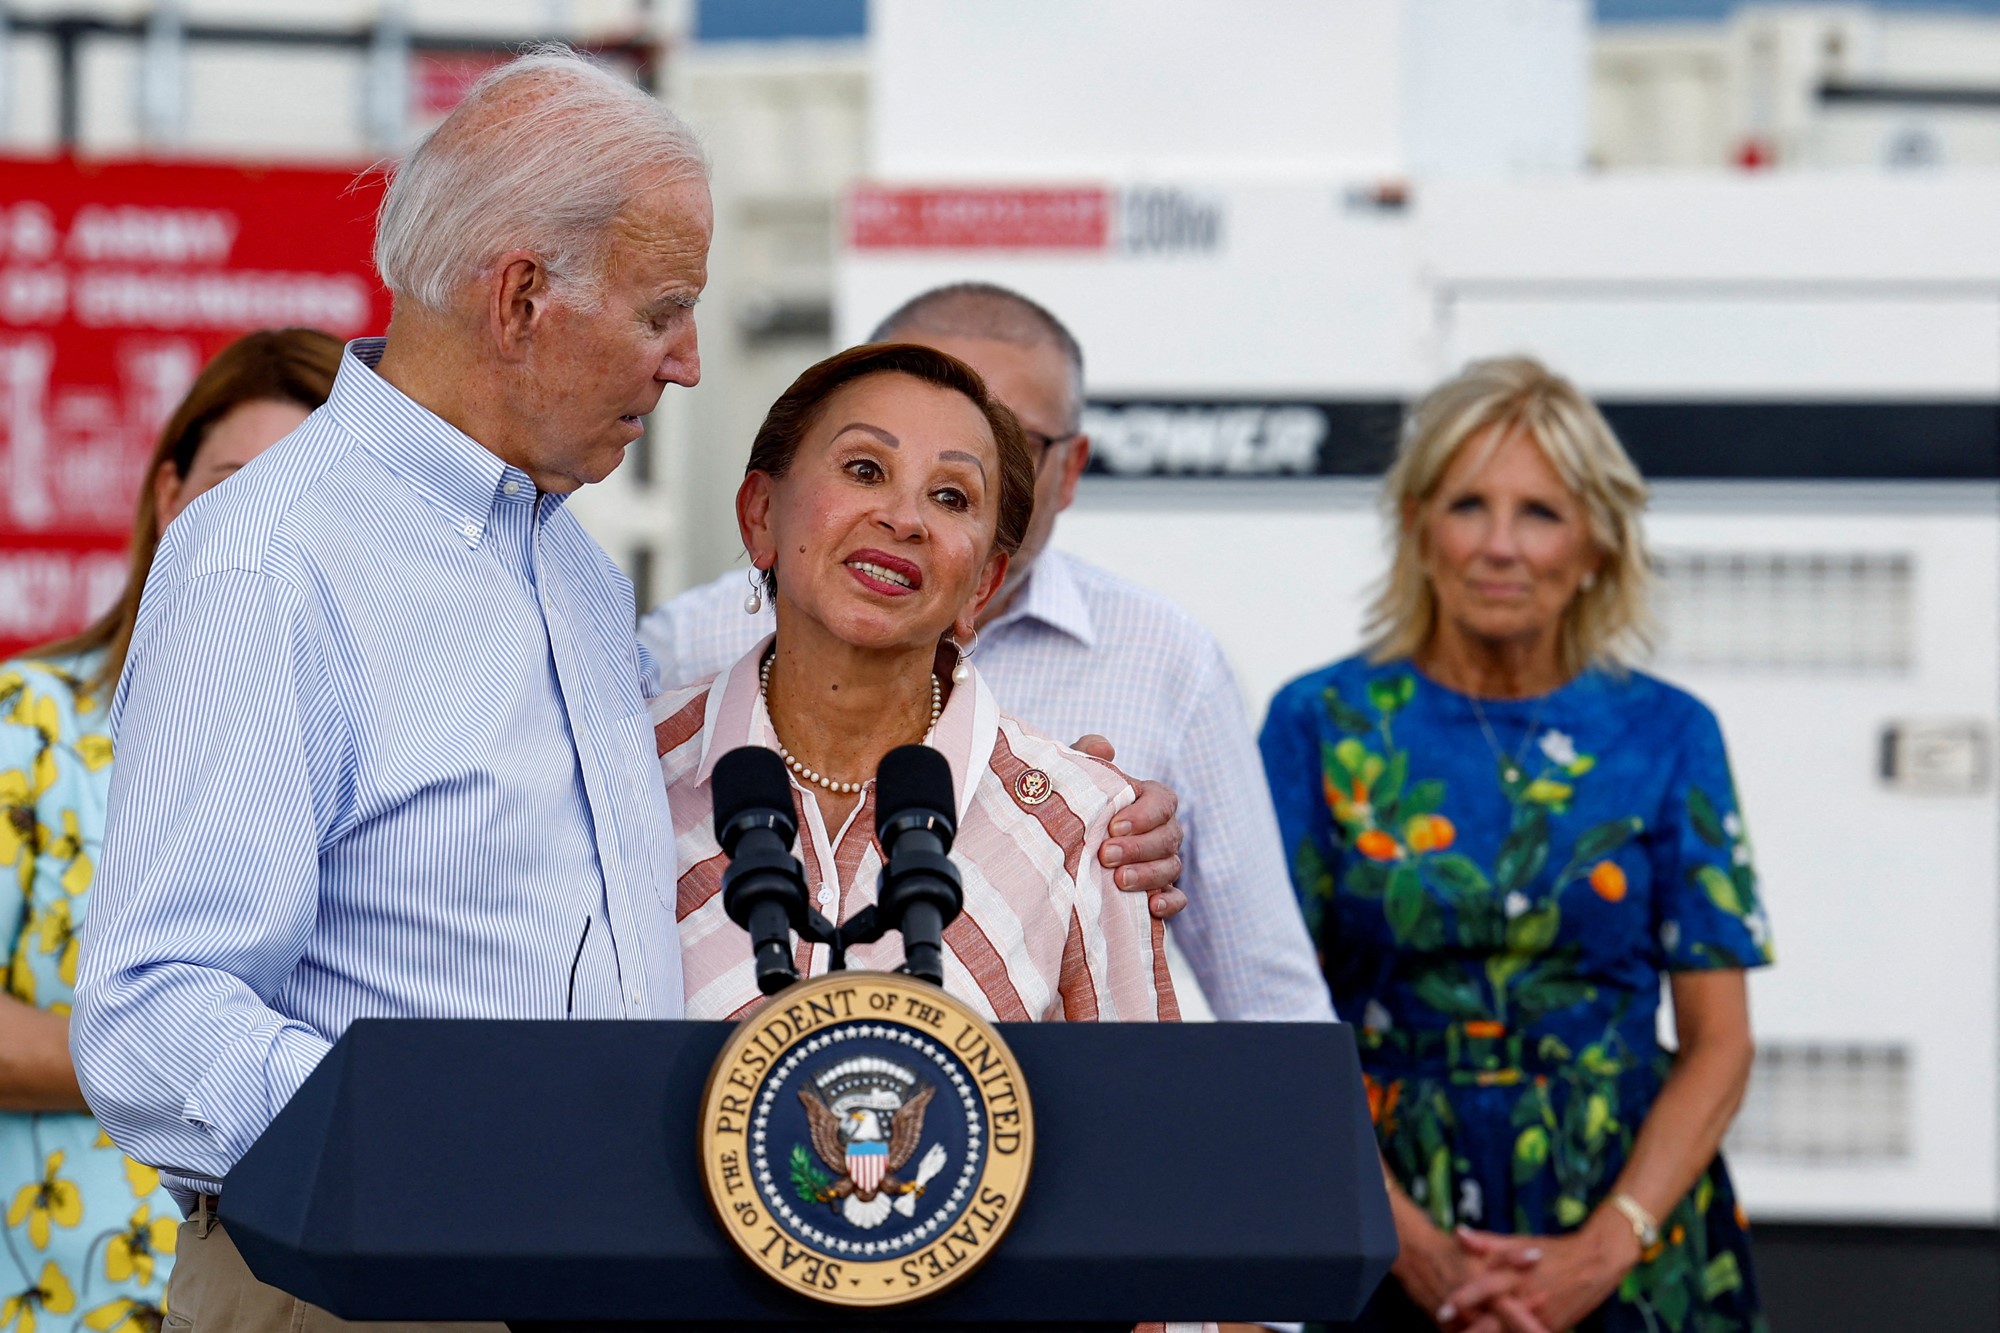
[1022,427,1080,465]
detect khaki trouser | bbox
[165,1205,507,1333]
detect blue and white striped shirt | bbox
[73,338,683,1202]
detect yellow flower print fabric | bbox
[1,653,175,1331]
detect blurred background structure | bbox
[2,1,1998,1324]
[1597,0,2000,169]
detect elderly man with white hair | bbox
[71,49,1183,1332]
[70,48,702,1331]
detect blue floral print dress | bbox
[2,652,179,1333]
[1260,657,1772,1333]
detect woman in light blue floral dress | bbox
[0,330,340,1333]
[1260,358,1770,1333]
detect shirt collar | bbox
[696,635,997,828]
[327,337,541,549]
[987,547,1097,649]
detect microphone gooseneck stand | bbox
[711,743,965,990]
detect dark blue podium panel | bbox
[224,1019,1394,1324]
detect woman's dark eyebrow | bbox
[832,422,899,447]
[939,449,987,482]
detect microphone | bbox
[874,745,964,986]
[713,747,810,995]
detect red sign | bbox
[847,186,1112,251]
[413,54,509,119]
[0,158,390,659]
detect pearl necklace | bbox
[759,651,942,795]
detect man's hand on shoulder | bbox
[1072,734,1187,921]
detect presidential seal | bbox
[699,972,1034,1306]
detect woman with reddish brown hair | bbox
[0,328,339,1328]
[658,341,1181,1026]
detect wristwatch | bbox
[1608,1191,1661,1249]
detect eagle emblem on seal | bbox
[792,1056,950,1229]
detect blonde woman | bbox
[1259,358,1771,1333]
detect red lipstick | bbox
[843,548,924,595]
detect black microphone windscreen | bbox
[876,744,955,836]
[713,746,795,838]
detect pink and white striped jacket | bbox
[651,638,1181,1024]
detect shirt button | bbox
[629,986,644,1007]
[502,480,521,496]
[460,521,479,541]
[817,889,836,909]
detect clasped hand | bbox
[1415,1214,1642,1333]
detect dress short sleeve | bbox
[0,668,37,967]
[1,655,112,1008]
[1651,702,1775,972]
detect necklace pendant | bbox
[1504,766,1520,783]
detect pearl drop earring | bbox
[951,628,978,684]
[743,567,764,615]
